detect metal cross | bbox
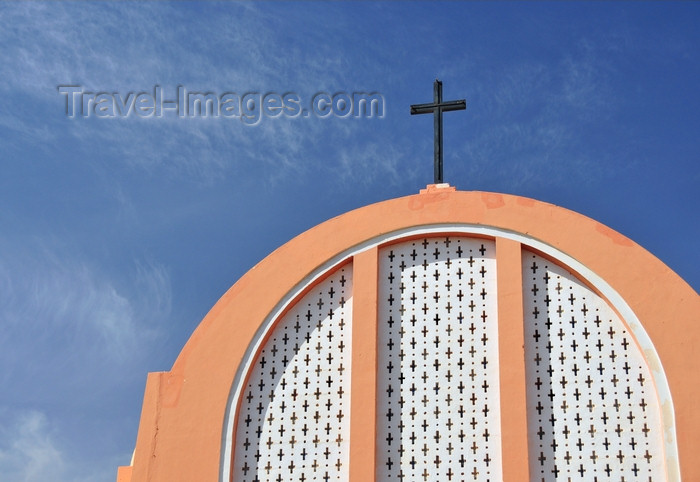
[410,80,466,184]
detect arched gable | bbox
[118,186,699,482]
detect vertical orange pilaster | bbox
[349,247,378,482]
[496,238,530,481]
[129,371,163,482]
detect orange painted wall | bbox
[118,186,699,481]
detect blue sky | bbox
[0,2,698,480]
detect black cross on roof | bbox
[410,80,466,184]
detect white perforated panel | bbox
[377,237,502,481]
[523,251,666,481]
[233,266,352,482]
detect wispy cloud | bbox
[0,408,123,482]
[0,2,392,186]
[336,137,410,187]
[0,238,171,480]
[0,411,65,482]
[0,238,171,377]
[449,38,627,190]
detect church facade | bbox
[117,185,699,481]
